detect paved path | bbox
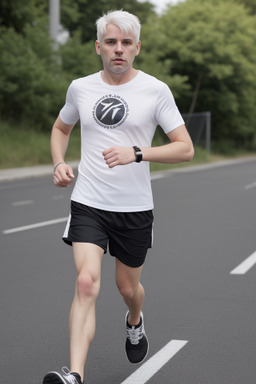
[1,157,256,383]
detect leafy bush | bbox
[0,25,68,129]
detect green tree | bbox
[0,0,47,33]
[155,0,256,146]
[0,0,65,128]
[61,0,155,43]
[136,14,190,101]
[0,24,67,129]
[59,32,102,81]
[236,0,256,14]
[0,0,156,130]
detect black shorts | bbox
[63,201,154,268]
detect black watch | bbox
[133,146,143,163]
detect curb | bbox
[0,161,79,182]
[0,157,256,183]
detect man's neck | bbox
[101,68,139,86]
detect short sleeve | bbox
[59,82,80,125]
[155,84,184,134]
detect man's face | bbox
[95,23,141,75]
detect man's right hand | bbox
[53,163,75,188]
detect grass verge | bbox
[0,121,255,171]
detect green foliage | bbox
[0,0,256,151]
[60,0,155,43]
[0,0,47,33]
[59,32,102,80]
[0,119,220,170]
[236,0,256,14]
[0,25,67,129]
[0,120,51,167]
[136,16,191,100]
[0,120,81,168]
[0,0,155,131]
[155,0,256,146]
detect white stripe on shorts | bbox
[63,213,71,239]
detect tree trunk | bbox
[189,72,203,114]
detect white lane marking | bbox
[3,217,68,235]
[230,251,256,275]
[245,181,256,190]
[121,339,188,384]
[12,200,34,206]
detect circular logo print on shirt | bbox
[93,95,129,129]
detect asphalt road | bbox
[1,158,256,384]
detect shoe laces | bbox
[127,323,144,345]
[61,367,79,384]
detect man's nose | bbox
[115,42,123,53]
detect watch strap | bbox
[133,146,143,163]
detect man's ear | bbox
[135,40,141,56]
[95,40,101,56]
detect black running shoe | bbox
[125,311,149,364]
[42,366,83,384]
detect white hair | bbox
[96,10,141,43]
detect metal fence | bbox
[183,112,211,153]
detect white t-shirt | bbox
[60,71,184,212]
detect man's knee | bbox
[117,281,139,300]
[76,271,100,300]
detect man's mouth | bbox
[113,58,124,63]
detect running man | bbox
[43,9,194,384]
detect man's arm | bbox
[142,124,194,163]
[102,124,194,168]
[51,115,75,188]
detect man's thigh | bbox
[73,242,104,279]
[115,257,143,290]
